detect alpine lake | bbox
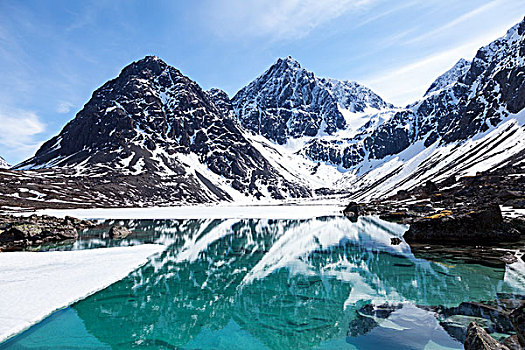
[1,215,524,350]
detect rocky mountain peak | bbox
[0,156,10,169]
[232,57,392,144]
[15,56,311,201]
[120,55,170,78]
[424,58,471,96]
[275,56,301,70]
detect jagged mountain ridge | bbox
[15,56,312,202]
[424,58,471,96]
[0,157,9,169]
[295,18,525,175]
[232,56,393,145]
[5,17,525,207]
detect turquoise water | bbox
[2,216,523,349]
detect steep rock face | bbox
[389,18,524,148]
[424,58,471,96]
[0,157,9,169]
[16,56,311,201]
[232,56,392,145]
[303,18,525,171]
[206,88,234,118]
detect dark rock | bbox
[507,217,525,236]
[440,175,457,187]
[424,180,439,194]
[9,224,42,239]
[464,322,510,350]
[452,302,514,333]
[379,210,412,222]
[343,202,359,221]
[503,335,522,350]
[408,202,433,212]
[509,305,525,347]
[404,205,520,244]
[0,214,85,251]
[390,237,402,245]
[109,225,131,239]
[441,315,494,342]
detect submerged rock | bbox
[464,322,509,350]
[347,303,403,337]
[503,335,522,350]
[441,314,494,342]
[109,225,131,239]
[509,305,525,347]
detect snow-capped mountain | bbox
[5,17,525,207]
[232,56,393,145]
[339,18,525,199]
[298,18,525,176]
[0,156,9,169]
[14,56,313,202]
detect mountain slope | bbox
[300,18,525,176]
[338,18,525,199]
[14,56,312,202]
[232,56,393,145]
[424,58,471,96]
[0,157,9,169]
[5,18,525,208]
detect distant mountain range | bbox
[3,17,524,208]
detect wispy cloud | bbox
[362,28,506,105]
[0,108,45,162]
[56,101,74,114]
[361,5,524,106]
[353,0,421,29]
[204,0,376,41]
[404,0,502,45]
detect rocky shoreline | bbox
[350,296,525,350]
[344,165,525,245]
[0,215,96,251]
[344,166,525,348]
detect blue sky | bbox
[0,0,523,164]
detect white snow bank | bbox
[27,203,345,220]
[0,244,164,343]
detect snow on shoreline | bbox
[0,244,164,343]
[25,203,346,220]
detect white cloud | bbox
[205,0,375,40]
[57,101,74,114]
[0,108,45,162]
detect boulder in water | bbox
[109,225,131,239]
[464,322,509,349]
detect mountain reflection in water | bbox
[3,216,523,350]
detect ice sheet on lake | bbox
[0,244,164,343]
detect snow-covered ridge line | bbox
[3,18,524,207]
